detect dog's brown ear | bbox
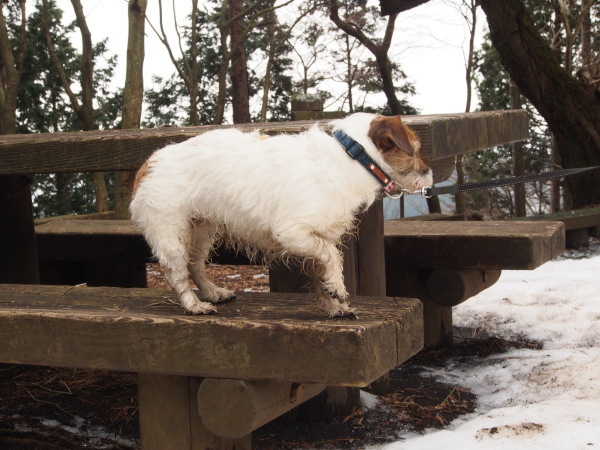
[369,116,415,156]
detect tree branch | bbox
[41,0,87,127]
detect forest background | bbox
[0,0,598,221]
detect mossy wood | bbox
[0,110,528,183]
[0,284,423,387]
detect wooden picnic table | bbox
[1,110,540,448]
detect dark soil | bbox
[0,264,542,449]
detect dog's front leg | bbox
[277,230,356,318]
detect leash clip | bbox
[384,184,432,200]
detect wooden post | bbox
[386,267,453,348]
[0,175,39,284]
[139,373,251,450]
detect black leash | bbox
[425,166,600,198]
[332,129,599,199]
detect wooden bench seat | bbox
[384,220,565,346]
[35,218,566,349]
[384,220,565,270]
[514,206,600,248]
[0,284,421,385]
[0,284,422,446]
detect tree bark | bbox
[215,1,230,125]
[115,0,147,219]
[259,3,276,122]
[229,0,251,124]
[71,0,108,213]
[479,0,600,208]
[510,78,526,217]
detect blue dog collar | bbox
[332,129,397,193]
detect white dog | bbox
[130,113,432,318]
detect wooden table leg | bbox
[138,373,251,450]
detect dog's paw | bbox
[212,293,236,305]
[184,300,218,316]
[204,287,236,305]
[328,307,359,320]
[321,298,358,320]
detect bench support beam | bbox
[139,374,251,450]
[197,379,326,439]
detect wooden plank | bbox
[391,213,465,221]
[0,284,423,387]
[36,218,566,271]
[406,110,528,161]
[513,207,600,231]
[385,220,565,270]
[0,111,528,176]
[36,220,151,263]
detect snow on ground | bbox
[377,238,600,449]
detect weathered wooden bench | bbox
[514,206,600,248]
[0,284,422,447]
[384,219,565,346]
[34,216,566,349]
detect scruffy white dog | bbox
[130,113,432,318]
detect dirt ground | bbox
[0,264,541,449]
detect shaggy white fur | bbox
[130,113,432,318]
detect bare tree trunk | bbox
[479,0,600,208]
[329,1,405,114]
[229,0,251,124]
[43,0,109,212]
[115,0,147,219]
[455,0,478,216]
[0,2,39,284]
[580,3,591,67]
[510,77,526,217]
[215,1,230,125]
[550,133,561,212]
[344,34,354,113]
[71,0,108,212]
[259,3,276,122]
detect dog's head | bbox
[368,115,433,192]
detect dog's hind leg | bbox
[188,221,236,304]
[149,219,218,315]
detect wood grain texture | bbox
[0,111,528,177]
[138,374,251,450]
[385,220,565,270]
[0,284,423,387]
[197,379,325,439]
[36,218,566,271]
[386,267,453,348]
[513,207,600,231]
